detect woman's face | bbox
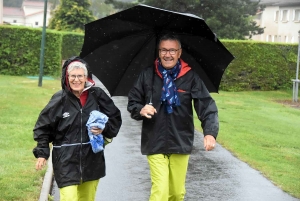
[68,68,87,94]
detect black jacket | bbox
[33,57,122,188]
[127,59,218,155]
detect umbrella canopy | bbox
[80,4,234,96]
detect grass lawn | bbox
[195,90,300,198]
[0,75,61,201]
[0,75,299,200]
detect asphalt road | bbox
[50,96,299,201]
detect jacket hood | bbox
[61,56,94,90]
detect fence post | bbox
[292,30,300,102]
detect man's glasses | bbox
[159,48,181,55]
[69,74,85,81]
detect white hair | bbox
[67,61,88,76]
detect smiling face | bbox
[158,39,182,69]
[68,68,87,96]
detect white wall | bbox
[4,16,25,25]
[25,11,51,27]
[252,4,300,43]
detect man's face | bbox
[158,39,182,69]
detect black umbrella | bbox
[80,4,234,96]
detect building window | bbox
[266,35,272,42]
[274,10,279,22]
[293,9,300,22]
[13,20,17,23]
[35,22,39,25]
[285,36,288,43]
[281,10,289,22]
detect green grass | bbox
[0,75,61,201]
[195,90,300,198]
[0,75,299,200]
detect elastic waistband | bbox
[53,142,90,148]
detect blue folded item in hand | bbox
[86,110,109,153]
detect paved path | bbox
[50,96,299,201]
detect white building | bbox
[1,0,51,28]
[252,0,300,43]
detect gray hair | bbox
[158,34,182,49]
[67,61,88,76]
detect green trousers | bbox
[147,154,190,201]
[59,179,99,201]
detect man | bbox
[127,34,219,201]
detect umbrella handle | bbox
[148,95,153,105]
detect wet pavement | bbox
[51,96,299,201]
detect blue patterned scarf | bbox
[157,59,181,114]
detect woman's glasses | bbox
[69,74,85,81]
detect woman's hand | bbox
[91,127,103,135]
[35,158,47,170]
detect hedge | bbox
[220,40,298,91]
[0,25,298,91]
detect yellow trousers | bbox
[59,180,99,201]
[147,154,190,201]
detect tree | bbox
[48,0,95,32]
[90,0,115,19]
[105,0,264,40]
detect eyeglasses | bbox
[159,48,181,55]
[69,74,86,81]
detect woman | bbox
[33,56,122,201]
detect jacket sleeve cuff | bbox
[33,147,50,159]
[203,132,218,139]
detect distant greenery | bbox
[48,0,95,32]
[0,26,298,91]
[105,0,264,40]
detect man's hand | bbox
[204,135,216,151]
[140,104,157,119]
[35,157,47,170]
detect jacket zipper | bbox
[79,108,83,182]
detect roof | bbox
[258,0,300,6]
[22,1,45,7]
[3,7,24,16]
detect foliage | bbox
[105,0,264,40]
[0,26,62,76]
[104,0,135,10]
[90,0,115,18]
[48,0,95,32]
[0,26,297,91]
[61,31,84,59]
[220,40,298,91]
